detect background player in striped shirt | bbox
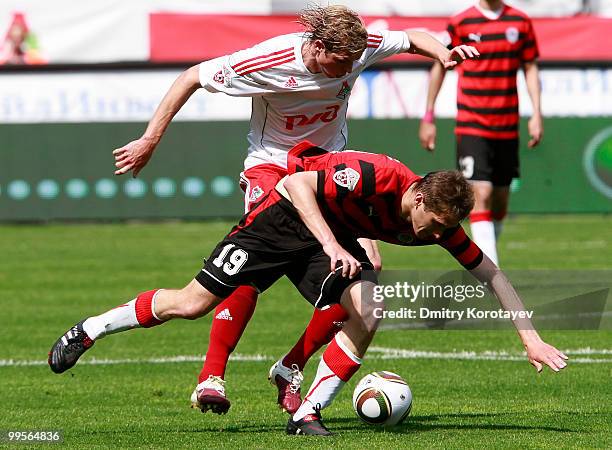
[49,141,567,436]
[419,0,542,266]
[110,5,478,415]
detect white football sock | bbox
[82,299,140,340]
[293,336,362,422]
[470,220,499,266]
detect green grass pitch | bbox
[1,215,610,448]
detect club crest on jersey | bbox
[213,70,224,84]
[284,76,299,88]
[333,167,360,191]
[336,81,351,100]
[505,27,519,44]
[249,185,264,202]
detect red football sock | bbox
[282,304,349,371]
[198,285,258,382]
[135,289,164,328]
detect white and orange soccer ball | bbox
[352,371,412,426]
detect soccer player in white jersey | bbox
[110,5,479,415]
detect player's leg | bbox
[194,165,285,414]
[48,280,223,374]
[269,303,348,413]
[491,186,510,240]
[457,134,499,265]
[490,138,519,246]
[288,281,380,436]
[270,239,380,413]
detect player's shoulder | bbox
[229,33,300,76]
[450,6,480,26]
[503,4,533,21]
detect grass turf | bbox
[0,215,610,448]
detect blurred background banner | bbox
[2,1,612,64]
[1,1,612,220]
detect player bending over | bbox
[112,4,479,415]
[49,142,567,436]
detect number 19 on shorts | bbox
[212,244,249,275]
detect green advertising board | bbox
[0,118,611,221]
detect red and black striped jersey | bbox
[447,3,539,139]
[286,142,484,270]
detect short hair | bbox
[413,171,474,223]
[298,5,368,56]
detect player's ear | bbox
[312,39,327,54]
[414,192,424,208]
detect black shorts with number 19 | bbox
[195,191,376,309]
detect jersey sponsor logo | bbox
[284,105,340,130]
[215,308,233,321]
[284,76,299,88]
[505,27,519,44]
[468,32,482,43]
[332,167,360,191]
[336,81,351,100]
[248,185,264,202]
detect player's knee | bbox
[177,286,219,320]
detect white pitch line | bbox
[368,347,612,363]
[0,353,269,368]
[1,348,611,368]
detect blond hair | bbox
[298,5,368,56]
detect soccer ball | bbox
[352,371,412,426]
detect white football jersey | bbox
[199,31,410,170]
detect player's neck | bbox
[302,41,322,74]
[400,186,415,222]
[478,0,504,12]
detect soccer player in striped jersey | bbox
[419,0,542,266]
[110,5,479,415]
[49,141,568,436]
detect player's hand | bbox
[525,339,568,373]
[443,45,480,68]
[419,121,437,152]
[527,114,543,148]
[323,241,362,278]
[113,137,158,177]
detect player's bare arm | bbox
[523,60,543,148]
[469,255,568,373]
[113,64,201,177]
[281,172,361,278]
[419,62,446,151]
[405,30,480,69]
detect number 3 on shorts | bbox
[212,244,249,275]
[459,156,475,179]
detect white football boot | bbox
[268,359,304,414]
[190,375,231,414]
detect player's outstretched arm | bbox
[469,255,568,373]
[113,65,201,177]
[405,30,479,68]
[283,172,361,278]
